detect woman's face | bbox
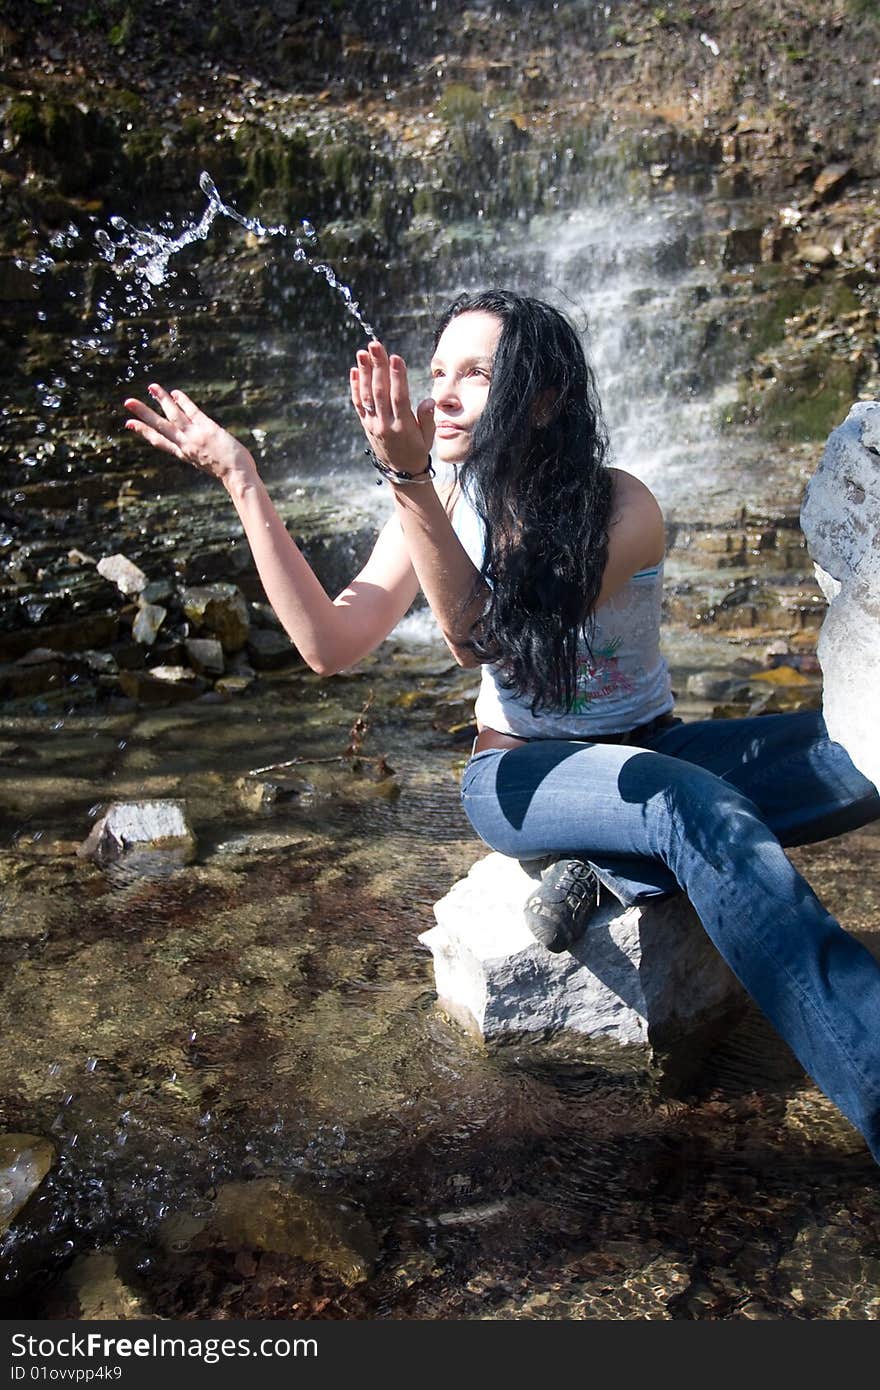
[429,310,502,463]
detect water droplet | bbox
[199,170,220,201]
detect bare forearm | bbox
[391,483,488,664]
[123,385,416,675]
[222,469,339,669]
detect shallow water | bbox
[4,182,879,1319]
[2,627,879,1319]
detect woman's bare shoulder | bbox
[609,467,663,519]
[606,468,665,570]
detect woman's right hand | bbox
[123,384,257,489]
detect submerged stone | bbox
[214,672,255,696]
[118,667,209,703]
[52,1251,152,1320]
[236,772,314,813]
[77,799,197,878]
[181,1178,378,1286]
[0,1132,55,1235]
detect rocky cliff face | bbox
[4,0,878,423]
[1,0,878,713]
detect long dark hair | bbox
[435,289,613,713]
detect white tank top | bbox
[451,485,674,738]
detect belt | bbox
[471,711,679,757]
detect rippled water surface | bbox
[2,636,880,1319]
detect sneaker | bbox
[523,857,601,953]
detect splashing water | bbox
[95,171,376,339]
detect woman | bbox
[125,289,880,1164]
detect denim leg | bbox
[460,740,880,1160]
[556,711,880,906]
[650,710,880,847]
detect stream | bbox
[2,176,880,1320]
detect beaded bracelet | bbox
[364,446,435,486]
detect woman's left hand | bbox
[350,341,435,476]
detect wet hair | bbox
[434,289,613,713]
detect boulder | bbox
[422,853,744,1049]
[801,400,880,787]
[132,601,166,646]
[96,553,147,597]
[185,637,225,676]
[0,1133,55,1235]
[180,583,249,652]
[77,799,197,879]
[159,1178,378,1287]
[118,667,209,703]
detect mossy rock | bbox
[6,95,123,196]
[316,219,384,260]
[318,139,391,218]
[743,352,860,441]
[614,123,722,173]
[236,127,319,219]
[437,83,487,127]
[743,276,861,355]
[7,97,43,145]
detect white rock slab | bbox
[422,853,744,1047]
[800,400,880,787]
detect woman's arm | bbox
[597,469,667,606]
[351,343,488,667]
[123,384,418,675]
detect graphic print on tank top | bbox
[570,635,636,714]
[450,488,673,737]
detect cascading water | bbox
[94,171,377,341]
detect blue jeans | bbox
[460,710,880,1161]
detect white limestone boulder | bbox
[421,853,744,1048]
[800,400,880,787]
